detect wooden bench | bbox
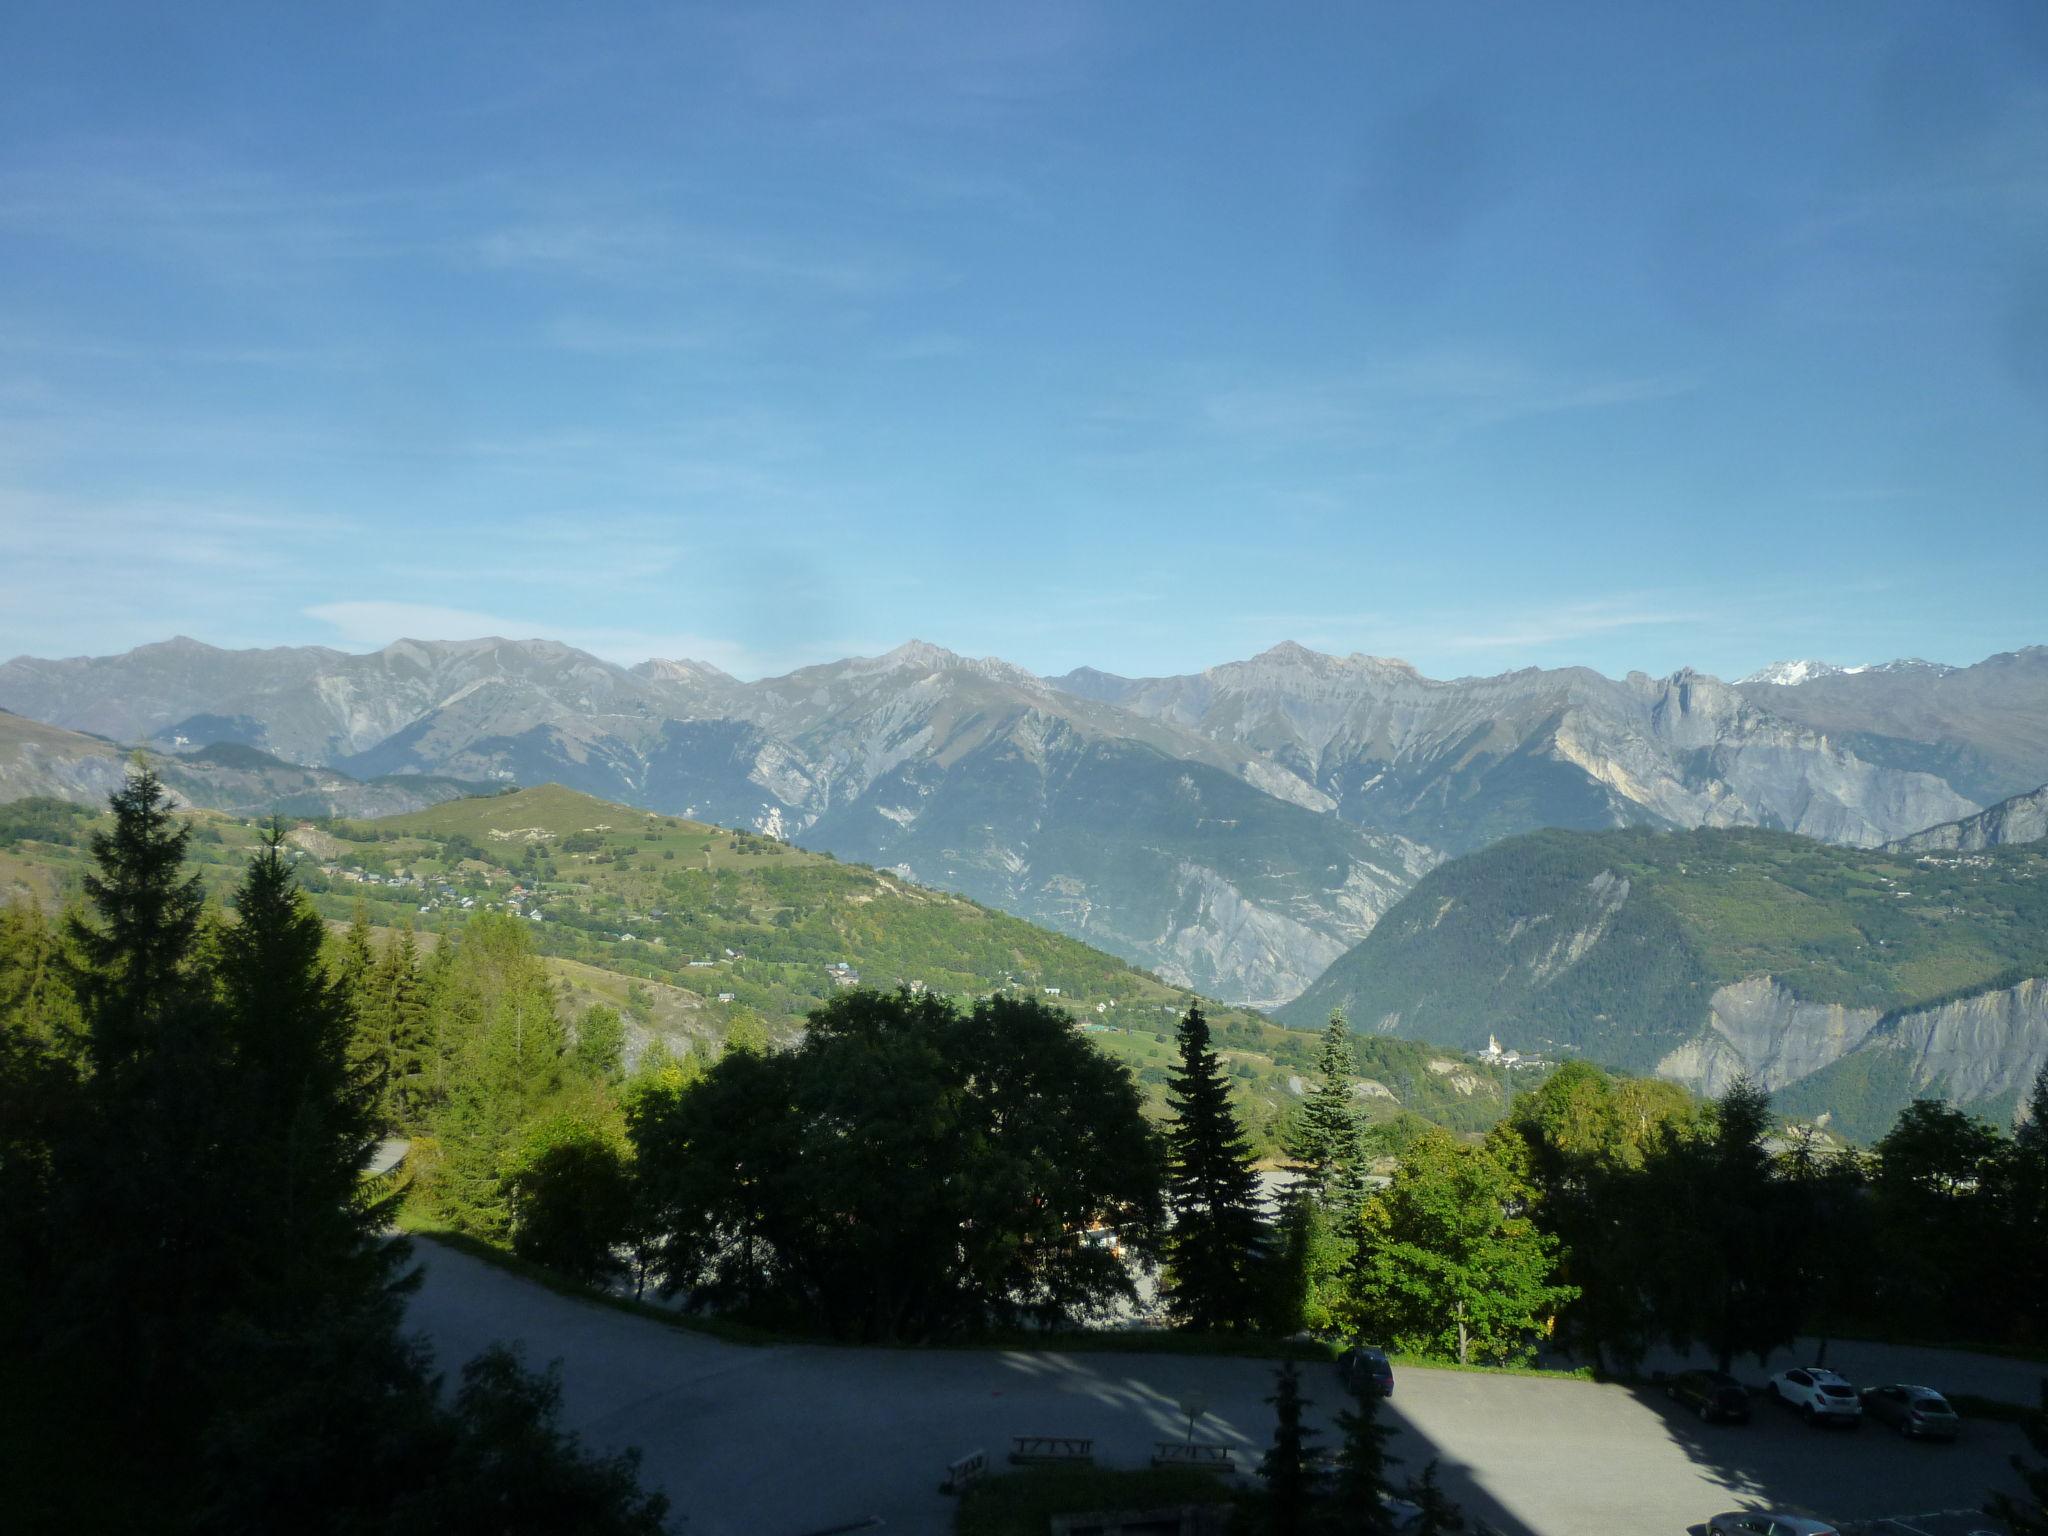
[941,1448,988,1493]
[1009,1434,1095,1466]
[1151,1441,1236,1472]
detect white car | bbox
[1707,1514,1839,1536]
[1766,1366,1863,1426]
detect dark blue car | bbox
[1338,1344,1395,1396]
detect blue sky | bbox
[1,2,2043,681]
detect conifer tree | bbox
[67,764,206,1076]
[1259,1360,1316,1536]
[572,1003,626,1082]
[1290,1009,1367,1207]
[335,898,376,1010]
[216,821,394,1316]
[1163,1001,1266,1330]
[387,923,435,1125]
[61,765,230,1386]
[1332,1380,1402,1536]
[1405,1459,1465,1535]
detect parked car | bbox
[1666,1369,1752,1423]
[1338,1344,1396,1397]
[1706,1513,1839,1536]
[1860,1383,1960,1441]
[1766,1366,1863,1427]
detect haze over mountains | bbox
[3,635,2044,1007]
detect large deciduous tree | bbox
[631,988,1163,1340]
[1342,1127,1573,1366]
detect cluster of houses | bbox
[1476,1033,1547,1070]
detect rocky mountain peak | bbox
[1739,659,1846,687]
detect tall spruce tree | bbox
[68,764,206,1076]
[1162,1001,1265,1330]
[1332,1382,1402,1536]
[61,764,232,1389]
[1259,1360,1316,1536]
[1290,1010,1368,1207]
[216,822,397,1319]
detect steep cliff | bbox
[1885,782,2048,854]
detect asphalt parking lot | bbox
[405,1240,2032,1536]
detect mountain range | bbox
[3,635,2044,1006]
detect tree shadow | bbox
[1617,1372,2026,1533]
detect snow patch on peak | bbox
[1739,657,1958,687]
[1738,659,1846,687]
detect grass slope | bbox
[0,785,1510,1148]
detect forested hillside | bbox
[1284,825,2048,1135]
[0,784,1510,1151]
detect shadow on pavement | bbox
[1621,1373,2022,1533]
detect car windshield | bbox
[1915,1398,1954,1414]
[1820,1384,1854,1398]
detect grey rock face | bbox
[1052,645,1980,851]
[1657,977,1885,1096]
[1738,645,2048,806]
[1658,974,2048,1128]
[1885,782,2048,853]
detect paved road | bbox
[405,1240,2031,1536]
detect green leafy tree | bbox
[631,988,1163,1340]
[2008,1067,2048,1342]
[1637,1077,1803,1373]
[1868,1097,2005,1338]
[0,903,86,1348]
[1342,1128,1573,1365]
[1502,1061,1697,1371]
[1162,1002,1266,1331]
[507,1115,635,1285]
[1258,1360,1316,1536]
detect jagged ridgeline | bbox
[0,783,1508,1145]
[1282,825,2048,1141]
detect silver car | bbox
[1860,1383,1960,1441]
